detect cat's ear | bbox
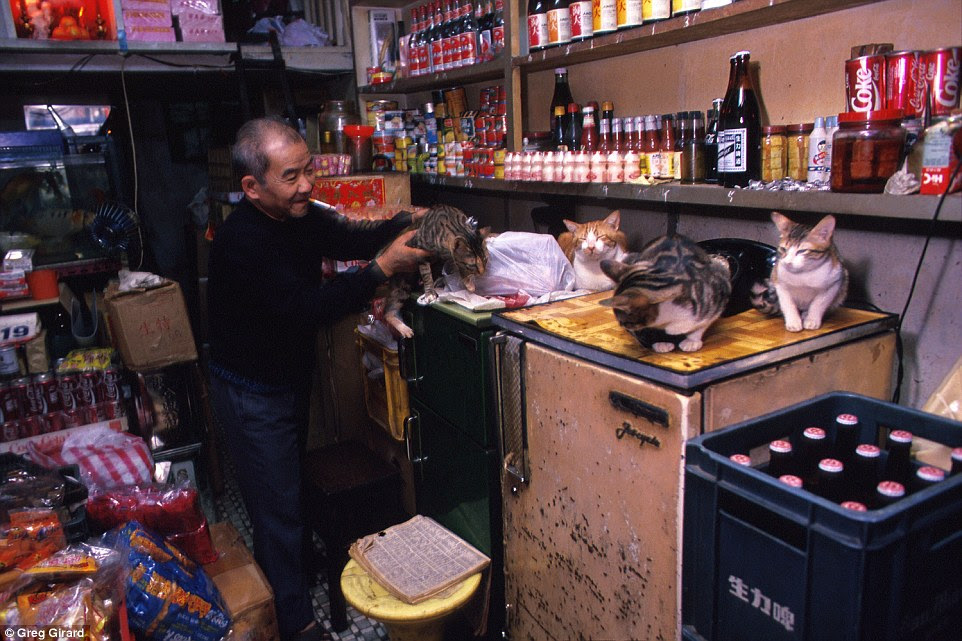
[600,258,631,282]
[600,293,645,312]
[604,210,622,230]
[808,215,836,247]
[563,219,580,233]
[771,211,794,235]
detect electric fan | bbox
[87,201,144,270]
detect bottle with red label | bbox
[477,0,492,62]
[408,7,421,76]
[491,0,505,55]
[459,0,479,66]
[569,0,592,41]
[429,1,446,72]
[441,0,460,69]
[580,105,597,152]
[546,0,571,47]
[527,0,549,52]
[416,5,432,74]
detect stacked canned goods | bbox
[846,47,960,117]
[0,366,126,443]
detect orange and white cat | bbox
[557,210,630,291]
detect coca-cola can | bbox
[43,411,64,434]
[0,382,16,423]
[845,55,886,113]
[20,415,42,438]
[101,400,126,420]
[885,50,924,118]
[62,408,83,429]
[35,371,61,413]
[1,420,20,442]
[79,371,101,406]
[12,377,39,417]
[103,366,122,403]
[58,372,79,411]
[922,46,961,116]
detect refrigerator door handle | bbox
[397,333,422,387]
[491,332,530,494]
[608,390,670,428]
[404,410,427,479]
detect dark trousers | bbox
[209,372,314,640]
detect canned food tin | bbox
[845,55,886,113]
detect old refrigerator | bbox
[490,292,897,641]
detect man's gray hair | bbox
[232,116,304,184]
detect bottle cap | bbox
[602,101,614,111]
[769,439,792,454]
[840,501,868,511]
[762,125,787,135]
[778,474,803,488]
[554,106,566,116]
[813,116,825,128]
[787,122,815,133]
[729,454,752,466]
[567,103,580,114]
[877,480,906,498]
[916,466,945,483]
[889,429,913,444]
[855,443,881,458]
[731,50,751,60]
[555,67,567,75]
[836,413,859,426]
[826,115,839,128]
[583,105,595,113]
[837,109,904,124]
[803,426,827,440]
[818,458,844,473]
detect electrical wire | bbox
[891,159,962,404]
[119,55,142,272]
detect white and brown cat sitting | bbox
[751,212,849,332]
[557,210,629,291]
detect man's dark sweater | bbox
[207,198,410,386]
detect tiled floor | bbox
[207,446,390,641]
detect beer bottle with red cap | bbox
[796,426,829,484]
[873,480,906,509]
[851,443,882,505]
[951,447,962,476]
[911,466,946,493]
[884,429,914,487]
[833,413,861,466]
[766,439,795,479]
[812,458,846,503]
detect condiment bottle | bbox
[546,0,572,47]
[564,102,582,152]
[600,101,614,133]
[611,117,625,152]
[527,0,550,51]
[642,114,659,177]
[580,105,597,151]
[658,114,675,179]
[597,117,612,154]
[807,116,830,183]
[786,122,814,181]
[550,68,574,133]
[681,110,706,184]
[569,0,593,41]
[761,125,787,182]
[673,111,690,181]
[718,50,762,187]
[552,106,566,150]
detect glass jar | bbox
[830,109,906,193]
[319,100,361,155]
[761,125,788,182]
[786,122,813,181]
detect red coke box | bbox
[846,54,885,113]
[922,46,961,116]
[885,50,925,118]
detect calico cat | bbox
[750,212,848,332]
[557,210,630,291]
[600,234,731,353]
[382,204,489,338]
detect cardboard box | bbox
[310,173,411,209]
[205,522,280,641]
[104,280,198,371]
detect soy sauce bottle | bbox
[718,51,762,187]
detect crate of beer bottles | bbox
[682,392,962,641]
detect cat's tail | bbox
[750,278,780,315]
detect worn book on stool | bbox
[348,515,490,604]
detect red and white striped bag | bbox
[28,426,153,491]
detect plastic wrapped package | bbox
[86,482,217,565]
[0,542,126,639]
[107,521,230,641]
[28,426,153,492]
[0,508,67,576]
[469,232,576,297]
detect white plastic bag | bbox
[471,232,576,297]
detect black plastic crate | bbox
[683,392,962,641]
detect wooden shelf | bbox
[0,39,354,73]
[358,57,507,94]
[0,296,59,312]
[513,0,880,73]
[410,174,962,222]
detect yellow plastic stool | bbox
[340,558,482,641]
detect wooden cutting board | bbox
[500,291,894,375]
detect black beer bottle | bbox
[851,443,882,505]
[704,99,722,183]
[951,447,962,476]
[833,412,861,467]
[884,429,914,487]
[812,458,845,503]
[911,465,946,493]
[718,51,762,187]
[873,480,906,509]
[767,439,795,479]
[796,426,828,484]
